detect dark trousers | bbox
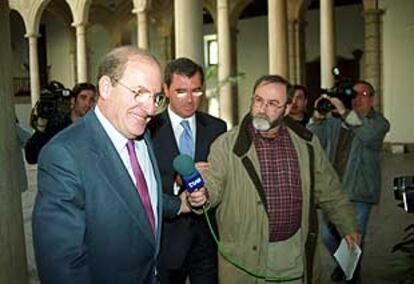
[160,215,218,284]
[320,202,372,284]
[160,241,218,284]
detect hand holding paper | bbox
[334,238,362,281]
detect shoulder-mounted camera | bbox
[30,81,72,132]
[316,67,357,115]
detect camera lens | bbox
[316,98,334,115]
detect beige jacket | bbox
[203,115,358,284]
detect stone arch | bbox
[65,0,92,25]
[203,0,254,28]
[229,0,254,27]
[39,0,75,87]
[9,9,31,109]
[26,0,52,35]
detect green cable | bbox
[203,207,304,282]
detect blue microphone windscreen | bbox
[173,154,196,177]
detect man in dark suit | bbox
[148,58,227,284]
[32,46,199,283]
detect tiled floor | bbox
[22,152,414,284]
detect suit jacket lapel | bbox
[142,132,163,248]
[86,112,156,246]
[195,112,209,161]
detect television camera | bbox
[30,81,72,133]
[316,67,357,115]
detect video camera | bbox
[315,67,357,115]
[30,81,72,132]
[393,176,414,213]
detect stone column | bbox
[69,49,77,86]
[73,22,88,83]
[0,0,28,282]
[288,19,297,83]
[217,0,233,128]
[26,33,40,106]
[295,20,306,84]
[174,0,203,64]
[230,25,239,125]
[320,0,336,89]
[133,3,149,49]
[268,0,288,77]
[363,8,383,111]
[157,25,174,64]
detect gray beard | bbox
[252,114,284,132]
[252,116,272,131]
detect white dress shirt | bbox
[167,106,196,195]
[167,106,196,147]
[95,106,158,226]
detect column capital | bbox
[217,0,229,9]
[24,33,40,39]
[363,8,385,15]
[71,21,87,28]
[133,0,148,13]
[363,9,384,27]
[363,8,384,16]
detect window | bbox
[204,34,218,66]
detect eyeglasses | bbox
[113,79,166,107]
[356,91,371,97]
[175,90,204,99]
[252,95,286,111]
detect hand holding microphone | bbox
[173,154,209,208]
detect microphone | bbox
[173,154,205,193]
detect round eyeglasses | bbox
[252,95,286,111]
[113,79,166,107]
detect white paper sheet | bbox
[333,238,362,280]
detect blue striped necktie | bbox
[179,120,194,158]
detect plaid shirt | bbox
[251,125,302,242]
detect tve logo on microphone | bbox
[173,154,205,193]
[183,172,205,193]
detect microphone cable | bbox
[202,206,304,282]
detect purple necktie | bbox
[126,139,156,233]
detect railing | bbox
[13,77,30,97]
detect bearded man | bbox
[196,75,360,284]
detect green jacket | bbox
[203,114,358,284]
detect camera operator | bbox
[25,82,96,164]
[308,80,390,283]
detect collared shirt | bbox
[95,106,158,226]
[167,106,196,147]
[251,125,302,242]
[167,106,197,195]
[334,126,353,179]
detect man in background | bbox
[289,84,309,126]
[70,82,96,121]
[308,80,390,283]
[149,57,227,284]
[24,82,96,164]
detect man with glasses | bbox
[148,57,226,284]
[194,75,360,284]
[32,46,202,283]
[308,80,390,283]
